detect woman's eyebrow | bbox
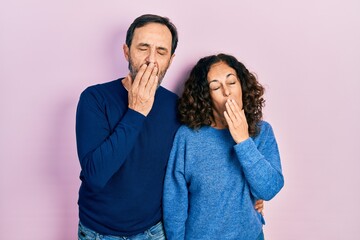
[226,73,236,78]
[209,79,219,84]
[209,73,236,83]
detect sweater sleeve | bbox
[163,129,188,240]
[234,122,284,200]
[75,87,145,192]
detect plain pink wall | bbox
[1,0,360,239]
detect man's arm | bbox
[76,88,146,192]
[76,64,159,192]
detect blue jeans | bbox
[78,221,165,240]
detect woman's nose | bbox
[223,86,231,97]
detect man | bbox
[75,14,264,240]
[76,14,179,239]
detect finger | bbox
[240,109,248,123]
[224,110,233,129]
[225,100,236,124]
[145,65,158,89]
[138,62,155,90]
[141,66,158,101]
[132,64,147,89]
[255,200,264,211]
[255,200,262,207]
[255,204,261,210]
[228,99,243,121]
[145,66,159,96]
[256,202,264,211]
[149,75,159,97]
[231,99,242,116]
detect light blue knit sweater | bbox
[163,121,284,240]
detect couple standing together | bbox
[76,14,284,240]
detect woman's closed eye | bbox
[210,83,221,90]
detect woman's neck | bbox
[211,114,227,129]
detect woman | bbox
[163,53,284,240]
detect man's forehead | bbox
[132,23,172,48]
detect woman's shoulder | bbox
[256,120,276,139]
[258,120,272,130]
[176,125,196,135]
[175,125,212,138]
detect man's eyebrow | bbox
[136,43,169,52]
[137,43,150,47]
[157,46,169,52]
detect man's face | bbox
[123,23,174,85]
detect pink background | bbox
[1,1,360,239]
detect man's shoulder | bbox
[81,78,122,97]
[85,78,121,91]
[157,86,179,99]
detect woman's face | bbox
[207,61,243,123]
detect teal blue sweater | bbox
[163,121,284,240]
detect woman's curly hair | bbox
[178,53,265,136]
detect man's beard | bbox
[128,56,170,86]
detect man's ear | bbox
[123,44,130,61]
[169,54,175,67]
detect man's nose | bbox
[146,49,157,64]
